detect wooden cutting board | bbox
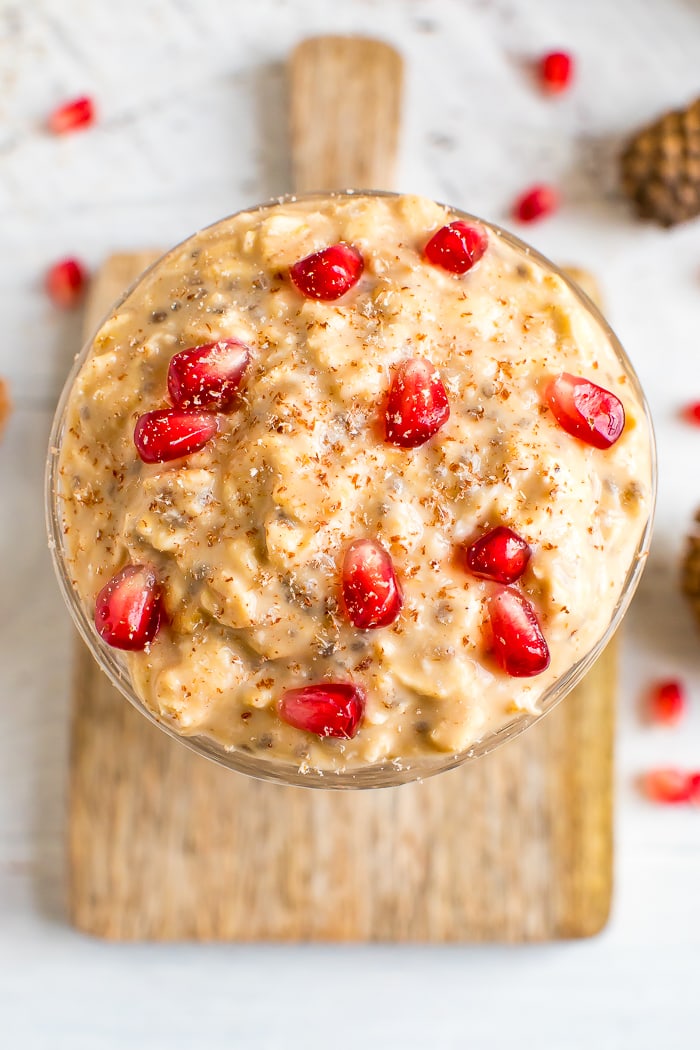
[67,36,615,941]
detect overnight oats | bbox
[47,192,654,784]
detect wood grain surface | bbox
[289,36,403,192]
[68,36,615,941]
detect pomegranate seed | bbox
[489,587,550,677]
[465,526,531,584]
[168,339,250,411]
[290,243,364,301]
[48,95,95,134]
[539,51,574,93]
[513,184,558,223]
[424,221,488,274]
[546,372,625,449]
[385,357,450,448]
[94,564,162,650]
[46,258,87,308]
[643,768,694,804]
[682,401,700,425]
[649,679,686,726]
[133,409,218,463]
[279,683,365,738]
[342,539,402,630]
[689,773,700,803]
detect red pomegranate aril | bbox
[134,408,218,463]
[48,95,95,134]
[489,587,550,677]
[290,243,364,301]
[465,526,531,585]
[424,221,488,274]
[279,683,366,739]
[540,51,574,93]
[682,401,700,425]
[342,538,402,629]
[546,372,625,449]
[46,258,87,308]
[94,564,162,651]
[513,184,558,223]
[385,357,450,448]
[689,773,700,803]
[168,338,250,411]
[643,768,694,804]
[649,679,686,726]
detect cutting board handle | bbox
[289,35,403,193]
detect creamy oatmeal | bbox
[56,193,652,773]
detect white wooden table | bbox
[2,0,700,1044]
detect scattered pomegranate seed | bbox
[689,773,700,803]
[385,357,450,448]
[46,258,87,308]
[168,338,250,411]
[279,682,366,738]
[513,184,558,223]
[342,539,402,629]
[649,679,687,726]
[465,526,532,585]
[682,401,700,425]
[133,408,219,463]
[489,587,550,677]
[94,564,162,650]
[289,243,364,301]
[545,372,625,449]
[643,768,694,804]
[48,95,95,134]
[424,221,488,274]
[539,51,574,94]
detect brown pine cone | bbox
[620,97,700,226]
[682,509,700,629]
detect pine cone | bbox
[682,509,700,629]
[620,97,700,226]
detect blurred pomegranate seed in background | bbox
[513,184,559,223]
[643,769,695,804]
[46,258,87,308]
[48,95,95,134]
[682,401,700,425]
[648,679,687,726]
[539,51,574,94]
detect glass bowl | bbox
[46,191,657,789]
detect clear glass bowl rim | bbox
[45,189,658,790]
